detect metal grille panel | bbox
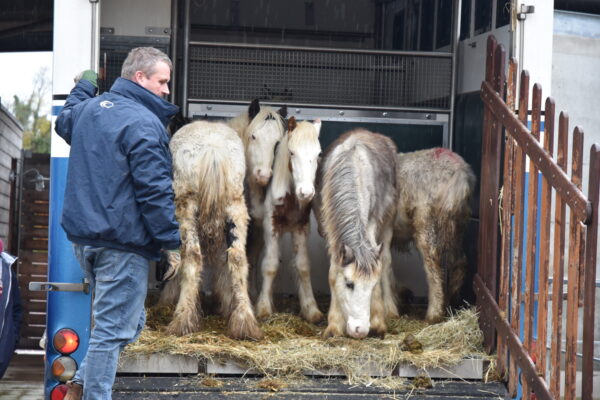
[188,43,452,110]
[99,39,169,94]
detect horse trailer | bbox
[35,0,599,399]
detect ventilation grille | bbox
[188,43,452,110]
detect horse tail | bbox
[193,146,230,225]
[172,144,230,230]
[437,158,475,216]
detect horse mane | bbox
[227,113,250,137]
[320,130,397,276]
[240,107,285,147]
[270,120,320,202]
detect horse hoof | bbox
[322,325,343,339]
[304,310,324,324]
[425,315,445,324]
[368,328,386,339]
[166,320,198,337]
[255,304,273,321]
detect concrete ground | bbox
[0,352,45,400]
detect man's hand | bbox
[74,69,98,88]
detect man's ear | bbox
[133,70,145,85]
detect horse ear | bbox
[288,116,297,133]
[341,244,355,266]
[278,105,288,119]
[249,99,260,120]
[168,111,190,136]
[313,118,322,137]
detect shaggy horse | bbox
[227,100,287,297]
[393,147,475,323]
[255,117,324,323]
[164,119,263,340]
[228,99,287,223]
[316,129,398,339]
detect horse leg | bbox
[158,274,181,306]
[255,214,280,320]
[369,280,387,338]
[292,226,323,323]
[167,195,203,336]
[214,250,233,318]
[380,225,399,319]
[415,224,446,323]
[323,259,345,338]
[223,197,263,340]
[446,234,467,307]
[158,252,182,305]
[246,221,264,301]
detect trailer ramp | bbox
[113,376,506,399]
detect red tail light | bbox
[50,383,68,400]
[53,328,79,354]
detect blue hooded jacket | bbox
[55,77,180,260]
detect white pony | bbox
[227,100,287,298]
[228,99,287,223]
[315,129,398,339]
[165,119,263,340]
[255,117,324,323]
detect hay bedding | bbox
[124,303,490,389]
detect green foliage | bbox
[10,67,51,153]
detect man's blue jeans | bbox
[72,245,149,400]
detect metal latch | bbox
[29,282,90,294]
[517,4,535,21]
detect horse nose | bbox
[347,319,369,339]
[297,186,315,202]
[255,168,271,186]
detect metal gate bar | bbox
[187,42,452,112]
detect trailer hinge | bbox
[517,4,535,21]
[29,281,90,294]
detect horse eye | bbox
[252,134,256,140]
[345,281,354,290]
[290,151,295,157]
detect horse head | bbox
[285,117,321,204]
[333,242,382,339]
[244,99,287,186]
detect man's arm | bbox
[54,71,98,145]
[127,122,181,250]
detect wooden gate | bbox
[475,36,598,400]
[17,152,50,349]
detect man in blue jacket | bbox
[55,47,181,400]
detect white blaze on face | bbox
[336,264,377,339]
[290,120,321,203]
[247,119,283,186]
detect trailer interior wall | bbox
[0,105,23,250]
[100,0,170,38]
[551,8,600,370]
[96,0,487,302]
